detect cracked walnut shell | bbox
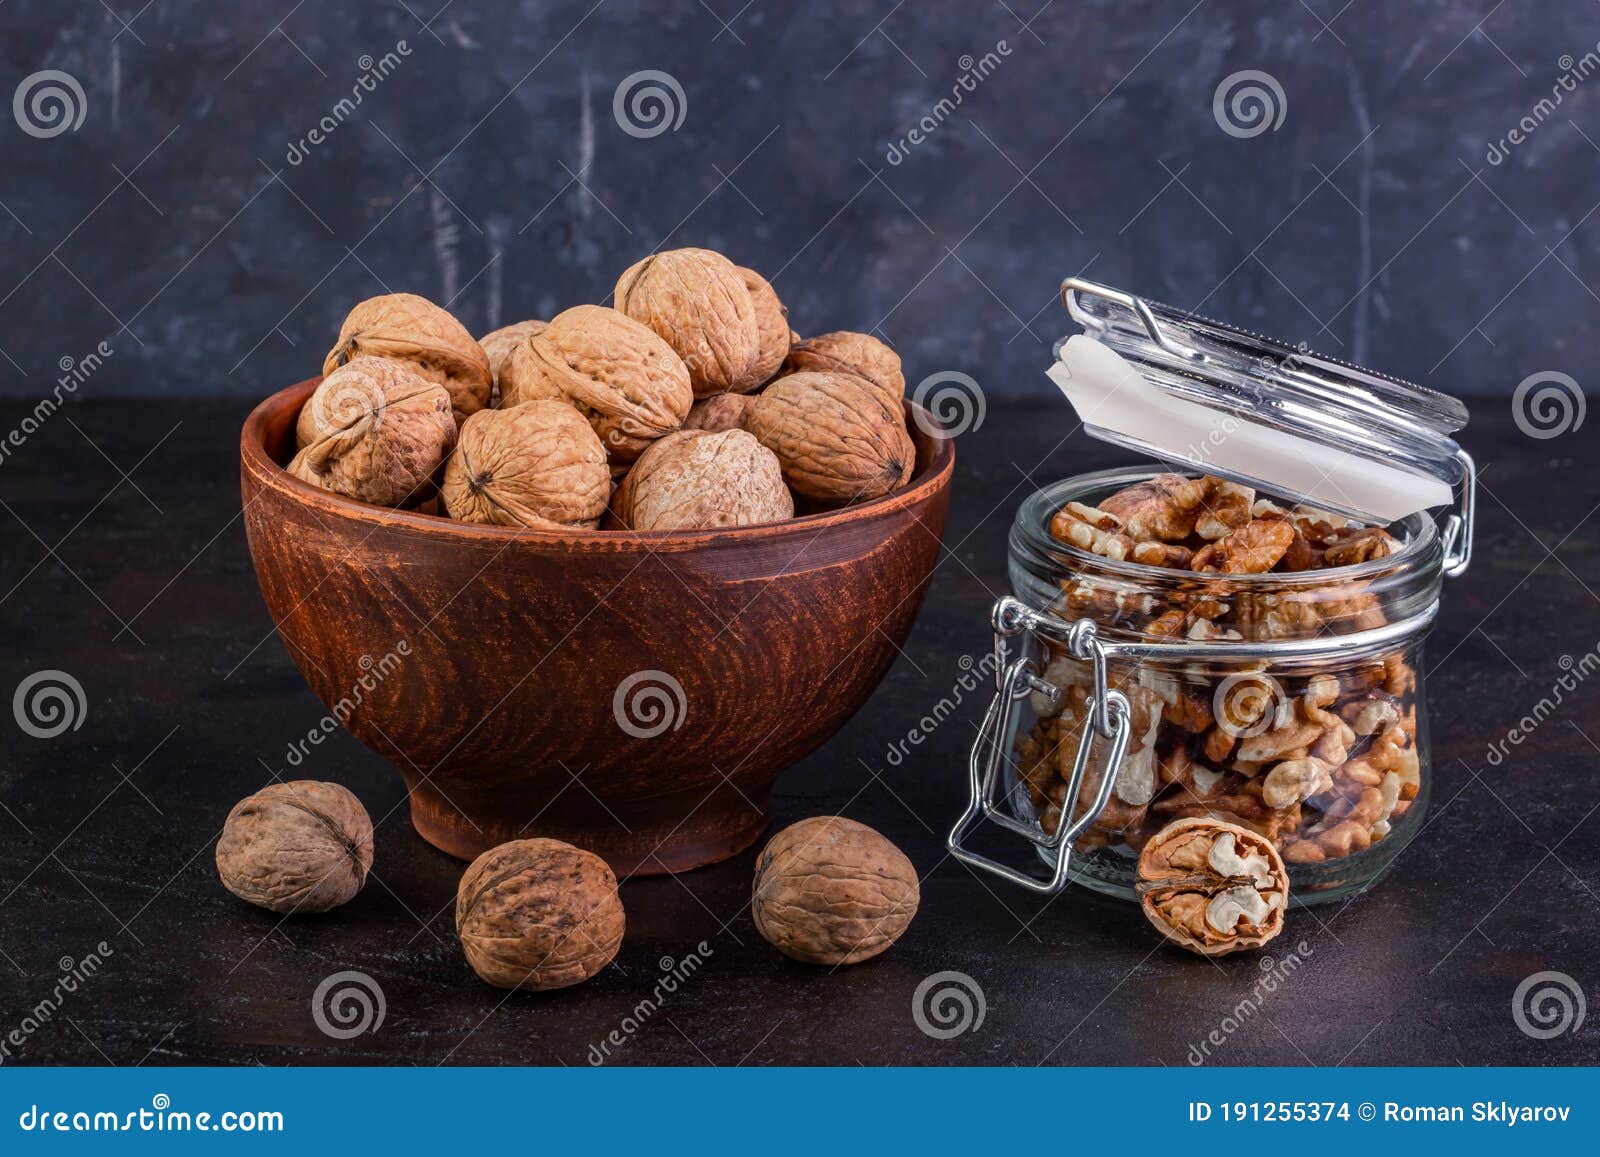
[215,780,373,915]
[610,429,792,531]
[324,293,491,425]
[442,400,610,528]
[1136,817,1287,956]
[288,357,456,508]
[497,304,693,461]
[781,331,905,410]
[752,816,919,965]
[455,838,625,991]
[614,248,761,398]
[744,371,915,504]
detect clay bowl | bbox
[240,379,953,876]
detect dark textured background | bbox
[2,0,1600,400]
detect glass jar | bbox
[948,279,1474,907]
[1009,467,1440,903]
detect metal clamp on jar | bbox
[948,279,1475,904]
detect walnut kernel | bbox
[1136,817,1287,956]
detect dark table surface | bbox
[0,397,1596,1067]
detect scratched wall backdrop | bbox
[0,1,1597,401]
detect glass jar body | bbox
[1006,468,1443,905]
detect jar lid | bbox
[1047,279,1471,524]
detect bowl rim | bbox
[241,376,956,548]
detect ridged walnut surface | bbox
[455,838,625,990]
[498,304,692,461]
[781,331,904,410]
[611,428,793,531]
[735,265,790,392]
[215,780,373,915]
[614,248,760,398]
[478,318,549,389]
[323,292,492,425]
[751,816,919,965]
[744,371,915,503]
[441,400,610,528]
[287,356,455,508]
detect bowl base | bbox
[403,775,772,878]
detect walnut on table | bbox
[1136,817,1288,956]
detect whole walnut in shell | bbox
[610,429,792,531]
[455,838,625,990]
[734,266,790,392]
[782,331,904,409]
[683,391,753,433]
[479,318,548,390]
[614,248,760,398]
[744,371,915,504]
[498,305,692,460]
[751,816,919,965]
[324,293,491,425]
[215,780,373,915]
[442,400,610,528]
[288,357,456,508]
[1136,817,1287,956]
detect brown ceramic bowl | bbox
[240,379,953,876]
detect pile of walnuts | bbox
[288,248,919,532]
[1017,472,1422,884]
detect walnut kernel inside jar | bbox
[1006,467,1443,904]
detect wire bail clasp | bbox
[948,597,1132,895]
